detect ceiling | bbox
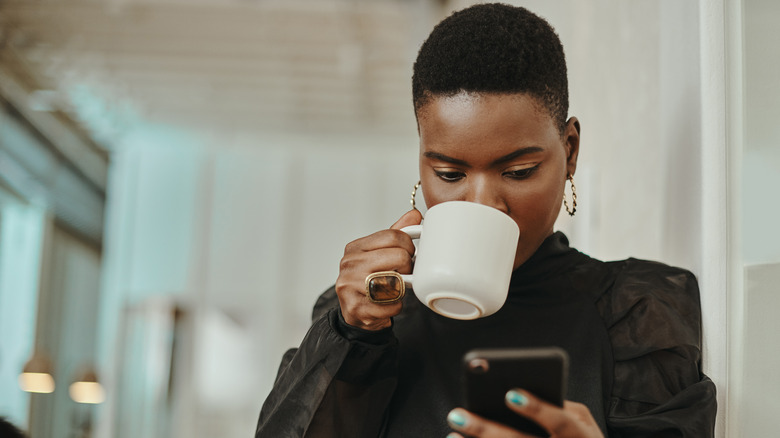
[0,0,444,147]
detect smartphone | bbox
[462,347,569,437]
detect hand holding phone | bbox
[462,347,569,437]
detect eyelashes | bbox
[433,164,540,182]
[502,165,540,180]
[433,170,466,182]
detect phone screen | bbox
[462,347,569,437]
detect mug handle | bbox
[399,225,422,287]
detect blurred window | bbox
[0,187,46,429]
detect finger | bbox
[504,390,576,437]
[339,247,414,278]
[337,286,403,329]
[339,291,404,316]
[336,266,405,330]
[344,229,416,256]
[390,209,423,230]
[337,269,407,306]
[447,408,534,438]
[562,401,594,423]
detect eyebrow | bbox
[423,146,544,167]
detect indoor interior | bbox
[0,0,777,437]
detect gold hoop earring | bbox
[410,181,421,210]
[563,174,577,216]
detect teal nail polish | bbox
[447,410,468,427]
[506,390,528,406]
[446,434,460,438]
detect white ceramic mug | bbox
[400,201,519,320]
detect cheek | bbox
[419,174,456,209]
[507,183,564,268]
[506,179,565,233]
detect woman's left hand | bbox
[446,389,604,438]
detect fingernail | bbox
[447,410,468,427]
[446,434,461,438]
[506,390,528,406]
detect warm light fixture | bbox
[18,353,55,393]
[69,368,105,404]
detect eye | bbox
[433,169,466,182]
[503,164,540,180]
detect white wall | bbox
[743,0,780,266]
[443,0,705,267]
[735,0,780,435]
[740,263,780,437]
[95,126,419,437]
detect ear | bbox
[563,117,580,177]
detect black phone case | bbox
[462,347,569,437]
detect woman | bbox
[256,4,717,437]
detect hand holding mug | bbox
[337,201,519,328]
[335,209,423,331]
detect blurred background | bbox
[0,0,777,437]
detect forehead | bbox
[417,92,560,153]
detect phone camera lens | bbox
[468,358,489,374]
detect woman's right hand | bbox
[335,209,423,331]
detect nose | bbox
[464,177,508,213]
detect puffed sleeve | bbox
[255,287,399,438]
[596,259,717,437]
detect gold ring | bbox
[365,271,405,304]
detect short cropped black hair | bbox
[412,3,569,132]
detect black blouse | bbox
[256,232,717,437]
